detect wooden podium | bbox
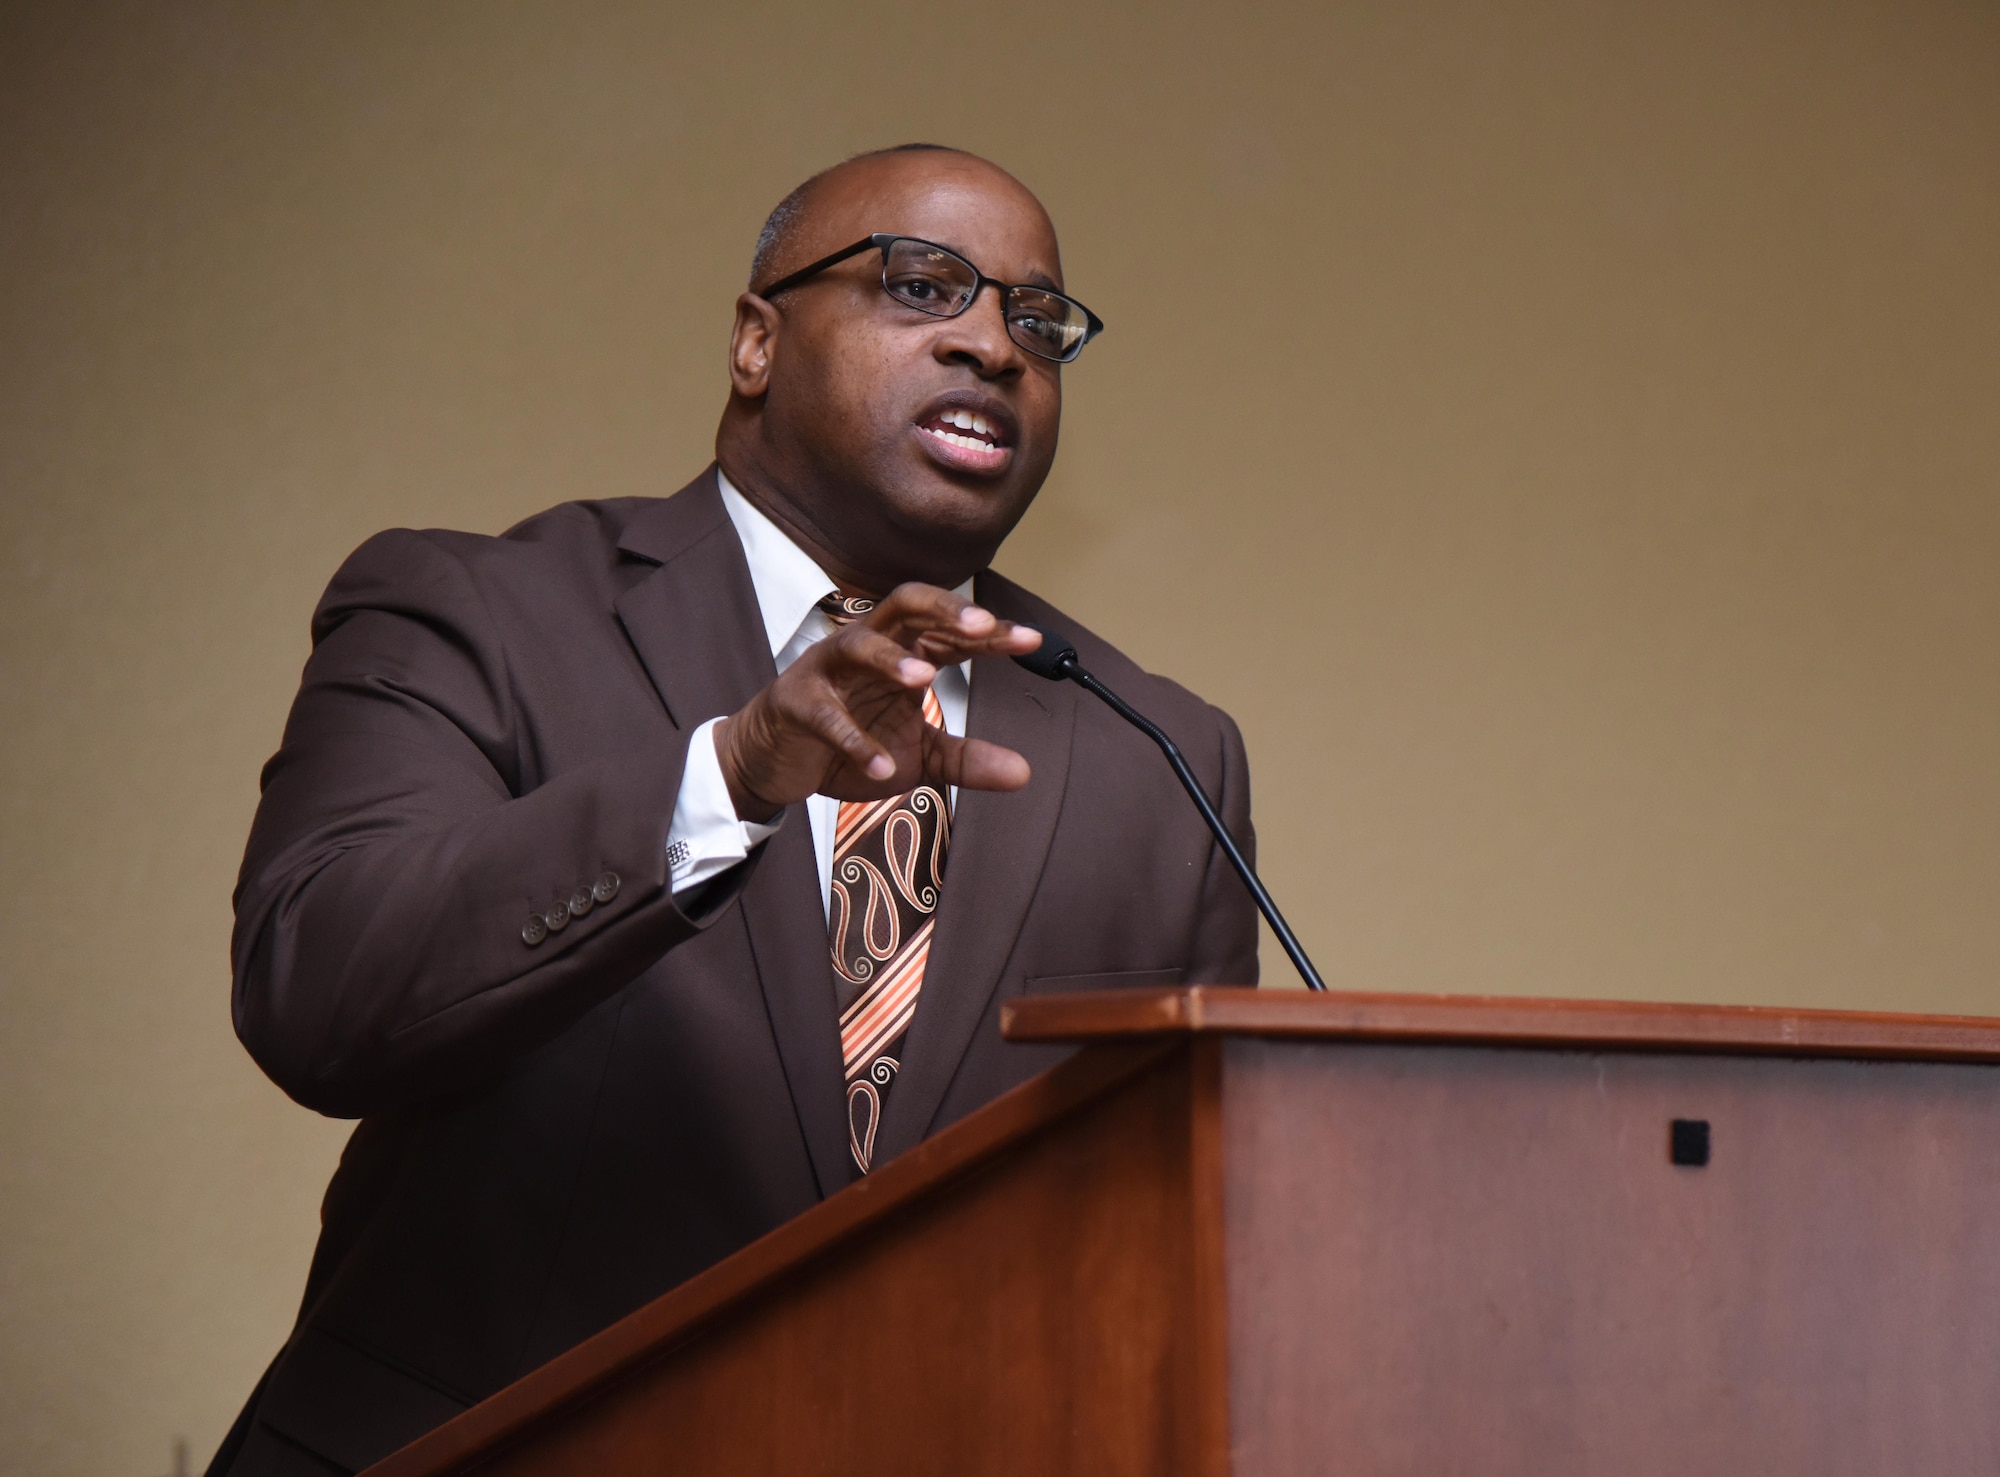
[365,988,2000,1476]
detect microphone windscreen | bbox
[1011,625,1078,681]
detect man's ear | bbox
[728,293,783,398]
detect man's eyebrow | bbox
[932,239,1064,292]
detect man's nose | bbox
[932,283,1024,378]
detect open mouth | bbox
[915,401,1015,473]
[919,408,1005,454]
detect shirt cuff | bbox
[667,717,783,899]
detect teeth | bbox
[940,408,997,441]
[922,426,1001,455]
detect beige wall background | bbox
[2,0,1995,1469]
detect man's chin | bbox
[872,474,1038,582]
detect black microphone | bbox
[1013,627,1328,992]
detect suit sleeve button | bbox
[567,883,595,918]
[544,899,571,933]
[521,915,548,947]
[592,871,620,903]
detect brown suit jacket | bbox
[216,469,1257,1475]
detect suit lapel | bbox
[872,572,1079,1164]
[614,469,853,1197]
[613,471,769,731]
[735,812,854,1197]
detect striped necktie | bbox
[816,593,953,1174]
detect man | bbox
[213,144,1257,1475]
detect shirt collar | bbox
[716,467,842,661]
[715,468,976,665]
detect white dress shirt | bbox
[665,470,971,913]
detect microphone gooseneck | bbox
[1011,626,1328,993]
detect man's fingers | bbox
[910,618,1041,667]
[868,581,978,642]
[870,584,1004,650]
[828,623,936,689]
[861,583,1044,667]
[923,732,1031,793]
[802,696,896,781]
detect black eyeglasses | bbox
[754,233,1105,364]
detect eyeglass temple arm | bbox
[752,236,881,299]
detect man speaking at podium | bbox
[213,145,1257,1475]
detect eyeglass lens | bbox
[880,238,1092,363]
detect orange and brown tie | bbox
[817,593,952,1174]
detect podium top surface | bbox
[1001,986,2000,1063]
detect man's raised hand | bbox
[714,584,1042,821]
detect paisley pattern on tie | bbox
[816,592,954,1174]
